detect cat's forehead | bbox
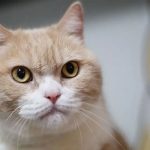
[0,28,89,72]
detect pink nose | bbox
[46,93,61,104]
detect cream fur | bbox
[0,2,128,150]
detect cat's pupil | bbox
[17,67,25,79]
[66,63,74,74]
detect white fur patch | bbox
[18,76,81,133]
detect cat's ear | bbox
[0,24,11,43]
[57,2,84,41]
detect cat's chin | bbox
[23,111,79,135]
[39,106,68,120]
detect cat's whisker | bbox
[79,114,95,139]
[74,119,83,150]
[79,110,126,150]
[13,117,24,130]
[80,108,111,127]
[61,114,66,125]
[4,117,24,144]
[5,106,22,122]
[82,101,106,111]
[80,108,126,148]
[16,119,27,150]
[5,117,22,140]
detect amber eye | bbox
[11,66,33,83]
[62,61,79,78]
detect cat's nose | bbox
[46,93,61,104]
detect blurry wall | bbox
[0,0,149,147]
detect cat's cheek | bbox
[0,101,16,112]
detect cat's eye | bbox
[11,66,33,83]
[61,61,79,78]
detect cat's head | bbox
[0,2,102,135]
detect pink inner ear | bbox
[0,25,11,42]
[57,2,84,40]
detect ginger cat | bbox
[0,2,129,150]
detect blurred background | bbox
[0,0,150,149]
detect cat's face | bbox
[0,2,102,134]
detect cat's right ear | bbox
[0,25,12,43]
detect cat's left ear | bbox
[57,2,84,41]
[0,25,12,43]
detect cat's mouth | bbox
[40,106,67,120]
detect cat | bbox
[0,2,129,150]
